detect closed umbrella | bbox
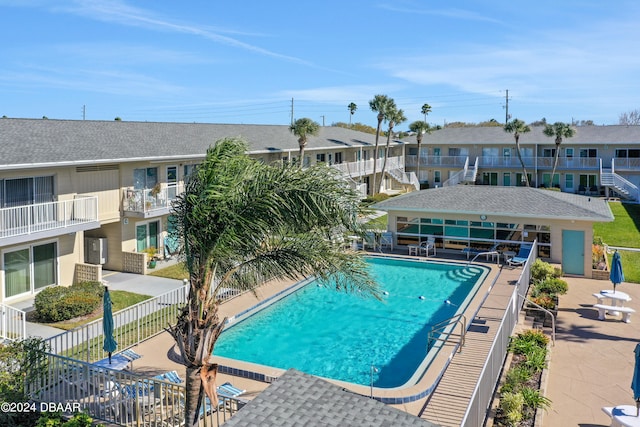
[632,343,640,416]
[610,250,625,293]
[102,287,117,364]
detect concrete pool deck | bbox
[120,254,640,427]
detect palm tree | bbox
[543,122,576,187]
[369,95,392,195]
[504,118,532,187]
[290,118,320,168]
[408,120,431,186]
[168,137,379,426]
[421,103,432,123]
[347,102,357,126]
[378,104,406,193]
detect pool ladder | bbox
[427,313,467,353]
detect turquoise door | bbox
[562,230,584,275]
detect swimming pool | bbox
[214,257,488,388]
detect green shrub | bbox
[499,391,525,426]
[536,277,569,296]
[530,259,558,284]
[509,329,549,355]
[361,193,391,206]
[35,411,94,427]
[501,365,533,393]
[524,346,548,373]
[520,386,551,412]
[35,284,102,322]
[71,281,104,298]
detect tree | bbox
[619,109,640,126]
[408,120,432,186]
[289,118,320,167]
[421,103,432,124]
[347,102,357,125]
[378,104,406,193]
[369,95,393,195]
[504,119,532,187]
[168,137,379,427]
[543,122,576,186]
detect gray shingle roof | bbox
[0,118,391,169]
[222,369,438,427]
[372,186,614,222]
[402,124,640,146]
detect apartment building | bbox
[0,119,637,303]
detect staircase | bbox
[463,158,479,183]
[387,168,420,191]
[601,160,639,201]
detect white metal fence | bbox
[44,286,187,362]
[461,240,537,426]
[0,303,26,341]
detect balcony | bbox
[476,156,600,170]
[406,155,468,168]
[613,158,640,171]
[331,156,404,178]
[123,183,184,218]
[0,196,99,246]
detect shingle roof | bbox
[372,186,614,222]
[403,124,640,146]
[222,369,438,427]
[0,118,393,169]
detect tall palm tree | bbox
[169,138,379,427]
[543,122,576,187]
[347,102,357,126]
[378,104,406,193]
[369,94,392,195]
[421,103,432,123]
[504,118,532,187]
[408,120,431,187]
[290,117,320,168]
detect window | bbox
[565,148,574,158]
[542,173,560,188]
[542,148,555,158]
[503,173,511,187]
[0,176,54,208]
[136,221,160,252]
[408,148,418,155]
[4,242,57,298]
[334,152,343,164]
[482,148,499,157]
[565,174,574,189]
[433,148,441,157]
[579,148,597,158]
[482,172,498,186]
[134,167,158,190]
[503,148,511,159]
[434,171,441,184]
[316,153,326,163]
[449,147,469,156]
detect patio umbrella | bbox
[610,250,625,293]
[632,343,640,416]
[102,287,117,364]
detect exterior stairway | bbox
[386,168,420,191]
[600,171,639,201]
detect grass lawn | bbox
[149,262,189,280]
[594,201,640,284]
[34,290,151,330]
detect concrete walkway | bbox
[541,275,640,426]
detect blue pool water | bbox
[214,257,487,388]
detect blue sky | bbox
[2,1,640,128]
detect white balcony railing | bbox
[406,155,468,168]
[123,183,184,214]
[0,196,98,241]
[331,156,404,178]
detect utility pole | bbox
[504,90,511,124]
[82,105,86,120]
[290,98,294,126]
[320,115,325,126]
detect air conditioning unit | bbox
[85,237,107,265]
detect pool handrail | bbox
[427,313,467,353]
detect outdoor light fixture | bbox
[480,215,487,220]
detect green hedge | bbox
[34,282,103,322]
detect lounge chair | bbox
[154,370,183,384]
[379,232,394,251]
[217,382,245,398]
[363,231,377,251]
[507,243,533,266]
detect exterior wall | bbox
[384,208,595,275]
